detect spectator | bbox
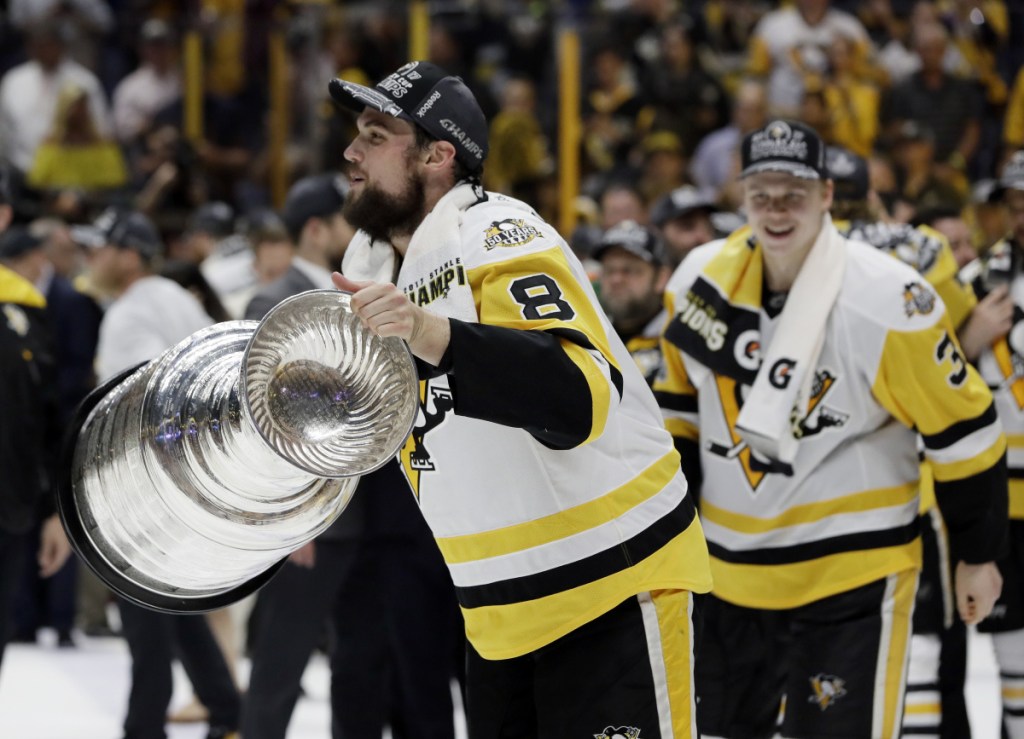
[77,208,239,739]
[593,220,670,386]
[636,130,688,204]
[650,185,721,268]
[747,0,872,117]
[690,78,768,205]
[8,0,113,73]
[240,208,292,286]
[961,150,1024,739]
[0,223,71,673]
[112,19,182,146]
[0,21,112,173]
[599,182,648,228]
[484,77,551,202]
[882,21,982,183]
[26,83,128,197]
[582,43,644,177]
[241,172,458,739]
[639,18,728,148]
[243,173,351,321]
[819,33,880,157]
[918,206,978,269]
[890,121,966,223]
[182,202,257,319]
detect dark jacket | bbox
[0,266,57,533]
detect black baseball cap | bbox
[0,227,43,260]
[185,202,235,239]
[328,61,489,173]
[740,119,826,181]
[71,208,163,260]
[989,150,1024,202]
[650,186,718,227]
[592,220,665,266]
[281,173,348,240]
[826,146,870,202]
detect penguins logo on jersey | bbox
[903,281,936,318]
[708,368,847,491]
[808,674,847,711]
[593,727,641,739]
[483,218,542,250]
[407,384,454,472]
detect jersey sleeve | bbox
[916,225,977,330]
[871,311,1008,564]
[445,246,623,450]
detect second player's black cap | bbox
[740,119,826,180]
[329,61,488,173]
[826,146,870,202]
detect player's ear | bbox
[424,140,457,170]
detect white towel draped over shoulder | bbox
[340,182,483,323]
[735,214,847,468]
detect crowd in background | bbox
[3,0,1024,737]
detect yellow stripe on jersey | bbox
[655,309,700,441]
[872,318,1000,462]
[710,539,921,610]
[646,590,698,738]
[435,450,681,564]
[928,434,1006,482]
[464,522,713,660]
[700,482,917,535]
[561,340,611,446]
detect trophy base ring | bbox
[57,365,287,614]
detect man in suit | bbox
[240,174,459,739]
[243,173,353,320]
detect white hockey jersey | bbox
[388,191,712,660]
[656,226,1006,610]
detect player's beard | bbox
[343,164,426,244]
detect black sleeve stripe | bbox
[454,493,697,608]
[921,402,998,451]
[706,518,921,565]
[934,454,1009,564]
[546,326,623,399]
[654,391,698,414]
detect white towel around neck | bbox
[341,182,484,322]
[734,213,847,468]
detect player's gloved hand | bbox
[955,560,1003,625]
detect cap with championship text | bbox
[650,185,718,227]
[281,173,348,241]
[329,61,489,173]
[826,146,870,202]
[740,119,826,181]
[592,220,665,266]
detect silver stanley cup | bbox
[58,290,419,612]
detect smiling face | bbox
[342,109,427,243]
[743,171,832,263]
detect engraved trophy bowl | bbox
[58,290,418,612]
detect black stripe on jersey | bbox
[654,390,698,414]
[546,327,624,399]
[1009,468,1024,479]
[1001,671,1024,679]
[905,683,941,692]
[1007,707,1024,717]
[921,402,997,451]
[455,492,697,609]
[934,454,1009,564]
[706,518,921,566]
[901,727,942,735]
